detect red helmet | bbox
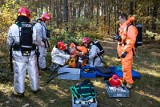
[109,74,122,87]
[57,42,66,50]
[18,7,30,18]
[41,13,51,21]
[82,37,91,44]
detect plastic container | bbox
[72,94,98,107]
[58,68,80,80]
[105,81,130,98]
[80,66,97,78]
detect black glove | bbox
[80,55,89,60]
[113,35,121,41]
[121,52,127,58]
[46,29,50,38]
[116,53,120,59]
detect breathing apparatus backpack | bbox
[17,22,34,56]
[93,40,105,56]
[90,40,107,66]
[42,22,50,38]
[126,24,143,48]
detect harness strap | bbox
[12,44,36,51]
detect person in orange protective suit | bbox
[76,44,88,67]
[68,42,88,68]
[116,13,138,89]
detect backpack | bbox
[126,24,143,47]
[92,40,107,66]
[93,40,105,56]
[70,79,97,100]
[17,22,33,56]
[31,20,37,26]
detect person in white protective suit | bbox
[7,7,40,97]
[50,41,77,71]
[50,41,71,71]
[81,37,104,67]
[34,13,51,70]
[46,41,74,83]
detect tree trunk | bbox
[96,0,99,26]
[107,3,111,34]
[152,0,158,32]
[64,0,68,30]
[55,0,59,28]
[77,1,81,18]
[73,6,76,18]
[84,0,87,18]
[90,0,94,18]
[114,0,117,34]
[129,0,134,15]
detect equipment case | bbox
[105,81,130,98]
[58,68,80,80]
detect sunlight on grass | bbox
[49,84,59,90]
[104,55,121,66]
[0,51,4,56]
[31,99,51,107]
[151,52,160,57]
[0,83,12,96]
[135,90,160,103]
[48,84,69,97]
[138,68,160,77]
[151,64,160,70]
[31,97,46,106]
[92,80,105,89]
[104,55,118,61]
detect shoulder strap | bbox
[88,42,93,50]
[16,22,22,27]
[126,24,132,31]
[15,22,22,43]
[40,21,48,30]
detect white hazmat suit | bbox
[88,44,104,67]
[34,21,48,69]
[7,23,39,94]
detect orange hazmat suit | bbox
[117,16,138,85]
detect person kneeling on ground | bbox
[50,41,75,71]
[68,42,88,68]
[81,37,104,67]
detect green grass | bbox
[0,38,160,107]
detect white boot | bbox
[126,83,133,89]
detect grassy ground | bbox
[0,37,160,107]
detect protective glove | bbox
[121,52,127,58]
[46,29,50,38]
[113,35,121,41]
[78,52,84,56]
[80,55,89,60]
[116,53,120,59]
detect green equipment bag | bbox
[70,79,97,100]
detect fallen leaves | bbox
[22,103,29,107]
[49,99,56,103]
